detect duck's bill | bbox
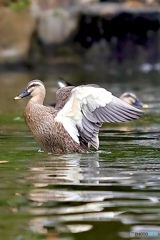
[134,98,149,109]
[14,96,22,100]
[142,104,149,109]
[14,89,30,100]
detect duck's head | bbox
[14,80,46,100]
[120,92,148,109]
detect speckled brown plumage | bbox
[24,101,87,154]
[55,86,74,111]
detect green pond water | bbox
[0,66,160,240]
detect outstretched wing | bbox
[55,85,143,149]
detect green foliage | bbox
[7,0,30,10]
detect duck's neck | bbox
[29,93,45,105]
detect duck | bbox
[14,79,143,154]
[56,79,148,109]
[119,92,148,109]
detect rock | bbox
[31,0,98,45]
[0,7,36,64]
[37,8,79,45]
[30,0,98,15]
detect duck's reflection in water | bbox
[25,148,160,239]
[27,153,102,187]
[26,153,123,238]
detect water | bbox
[0,66,160,240]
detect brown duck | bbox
[14,80,143,154]
[119,92,148,109]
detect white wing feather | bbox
[55,86,113,144]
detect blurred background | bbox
[0,0,160,114]
[0,0,160,70]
